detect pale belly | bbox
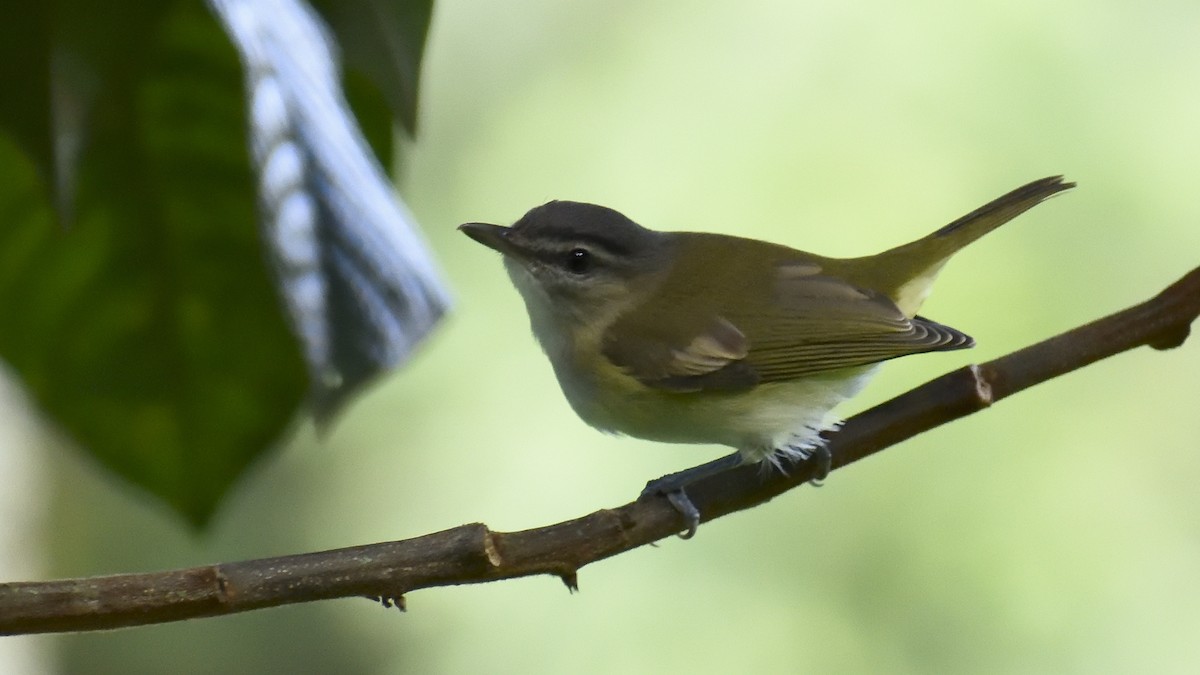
[557,361,879,464]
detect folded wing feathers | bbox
[747,316,972,380]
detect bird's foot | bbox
[662,490,701,540]
[773,436,833,486]
[640,452,743,539]
[806,444,832,487]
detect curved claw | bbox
[640,452,742,539]
[807,445,832,487]
[641,481,702,539]
[665,490,701,539]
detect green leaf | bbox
[0,3,52,202]
[0,0,437,528]
[313,0,435,136]
[0,2,308,527]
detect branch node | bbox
[967,364,994,407]
[213,568,232,605]
[372,594,407,611]
[482,529,503,568]
[560,571,579,593]
[1149,325,1190,350]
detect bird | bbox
[460,176,1073,536]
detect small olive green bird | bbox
[460,176,1072,535]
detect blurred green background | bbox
[3,0,1200,672]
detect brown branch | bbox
[3,264,1198,636]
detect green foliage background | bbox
[5,0,1200,673]
[0,0,431,527]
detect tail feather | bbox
[931,175,1074,241]
[862,176,1074,314]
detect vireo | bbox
[460,176,1072,536]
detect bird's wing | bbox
[601,261,971,392]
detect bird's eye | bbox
[566,248,592,274]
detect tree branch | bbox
[3,264,1198,635]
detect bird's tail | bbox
[864,175,1074,316]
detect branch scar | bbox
[967,364,994,406]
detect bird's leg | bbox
[802,444,832,486]
[775,429,833,486]
[641,452,744,539]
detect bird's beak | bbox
[458,222,521,258]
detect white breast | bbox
[568,356,880,466]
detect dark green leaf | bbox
[0,0,439,528]
[0,4,53,209]
[313,0,435,137]
[343,66,396,176]
[0,2,305,527]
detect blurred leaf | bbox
[211,0,449,424]
[312,0,434,136]
[343,67,395,177]
[0,0,439,528]
[0,2,307,527]
[0,4,52,200]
